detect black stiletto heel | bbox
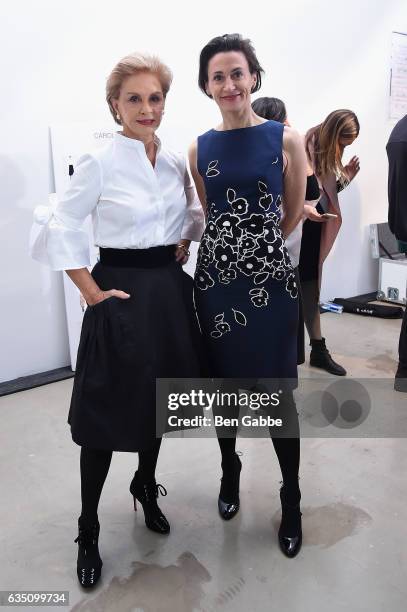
[129,471,170,534]
[218,453,242,520]
[278,484,302,558]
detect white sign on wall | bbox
[50,124,116,370]
[390,31,407,120]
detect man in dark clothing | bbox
[387,114,407,392]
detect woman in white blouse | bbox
[30,53,204,588]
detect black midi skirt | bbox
[68,246,204,452]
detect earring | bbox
[116,113,121,121]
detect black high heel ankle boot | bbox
[129,471,170,534]
[278,484,302,558]
[74,518,103,588]
[218,453,242,520]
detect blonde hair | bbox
[106,52,173,124]
[305,109,360,181]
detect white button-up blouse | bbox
[30,132,205,270]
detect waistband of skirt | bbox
[99,245,176,268]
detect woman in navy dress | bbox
[189,34,307,557]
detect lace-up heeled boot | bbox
[74,518,103,588]
[129,471,170,534]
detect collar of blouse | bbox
[114,131,162,155]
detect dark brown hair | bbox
[252,97,287,123]
[198,33,264,98]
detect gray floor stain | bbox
[272,502,372,549]
[365,352,397,374]
[213,577,246,608]
[71,551,211,612]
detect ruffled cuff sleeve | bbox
[181,165,205,242]
[29,154,102,270]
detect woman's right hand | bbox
[66,268,131,308]
[87,288,131,306]
[343,156,360,181]
[304,204,327,222]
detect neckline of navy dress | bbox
[211,120,272,135]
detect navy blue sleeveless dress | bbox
[194,120,298,382]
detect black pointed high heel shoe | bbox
[129,471,170,534]
[74,518,103,588]
[218,453,242,520]
[278,484,302,558]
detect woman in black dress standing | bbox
[30,52,204,586]
[189,34,307,557]
[299,110,360,375]
[251,96,322,366]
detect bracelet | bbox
[177,243,190,256]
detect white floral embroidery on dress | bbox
[209,309,247,339]
[227,188,249,215]
[249,286,269,307]
[206,160,220,177]
[195,269,214,291]
[274,194,283,215]
[210,312,231,338]
[285,272,298,298]
[218,271,230,284]
[195,182,297,337]
[232,309,247,326]
[254,271,270,285]
[258,181,273,212]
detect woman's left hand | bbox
[344,156,360,181]
[175,240,191,265]
[304,204,327,222]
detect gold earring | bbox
[116,113,121,121]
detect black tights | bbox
[218,436,300,493]
[298,215,323,341]
[217,390,300,496]
[301,278,322,341]
[79,439,162,525]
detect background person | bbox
[387,113,407,392]
[299,109,360,375]
[251,96,320,365]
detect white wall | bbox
[1,0,406,381]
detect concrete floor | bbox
[0,312,406,612]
